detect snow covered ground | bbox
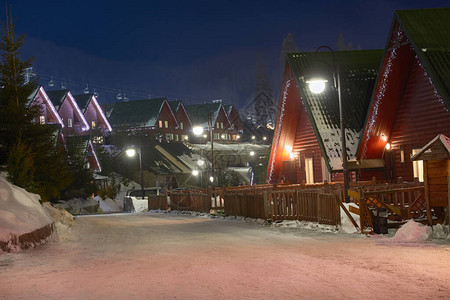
[1,212,449,299]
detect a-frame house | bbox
[267,50,383,184]
[357,7,450,182]
[73,93,112,144]
[27,86,64,127]
[169,100,192,142]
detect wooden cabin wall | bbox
[390,57,450,182]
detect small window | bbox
[305,157,314,184]
[214,133,219,140]
[68,118,73,128]
[93,136,104,144]
[180,122,183,130]
[175,134,179,141]
[159,120,163,128]
[165,121,168,128]
[220,122,223,129]
[216,122,219,128]
[400,149,405,163]
[411,149,424,182]
[39,116,45,125]
[166,133,173,140]
[91,121,96,128]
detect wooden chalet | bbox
[46,89,90,136]
[357,8,450,182]
[184,101,234,143]
[169,101,192,142]
[73,93,112,144]
[224,104,244,141]
[267,50,383,184]
[27,86,64,127]
[65,135,101,172]
[108,98,179,142]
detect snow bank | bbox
[94,196,122,212]
[132,199,148,213]
[0,176,54,251]
[392,219,431,242]
[339,203,360,234]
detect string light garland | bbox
[267,78,291,183]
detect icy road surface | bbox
[1,213,450,299]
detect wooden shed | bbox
[411,134,450,225]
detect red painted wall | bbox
[389,57,450,181]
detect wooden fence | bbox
[222,185,341,226]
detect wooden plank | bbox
[336,197,359,231]
[349,205,360,215]
[348,189,360,200]
[424,161,432,226]
[428,176,448,185]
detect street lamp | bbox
[193,106,215,188]
[126,145,144,200]
[307,45,349,203]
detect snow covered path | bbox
[1,213,450,299]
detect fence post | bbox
[263,190,269,220]
[316,191,321,223]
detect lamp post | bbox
[126,144,144,199]
[192,106,215,188]
[306,46,349,203]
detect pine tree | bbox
[253,55,276,127]
[280,33,299,67]
[0,7,72,200]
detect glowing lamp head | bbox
[197,159,205,166]
[209,176,214,183]
[126,148,136,157]
[307,79,327,94]
[289,152,295,159]
[192,126,204,136]
[192,170,199,176]
[285,145,293,153]
[385,143,391,150]
[250,151,255,156]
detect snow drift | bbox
[392,219,431,242]
[0,176,54,252]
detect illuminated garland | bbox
[267,79,290,183]
[361,25,403,159]
[416,55,449,113]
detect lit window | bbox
[400,149,405,163]
[180,122,183,130]
[165,121,168,128]
[182,135,188,141]
[39,116,45,125]
[91,121,96,128]
[159,120,163,128]
[214,133,219,140]
[216,122,219,128]
[411,149,424,182]
[68,118,73,128]
[175,134,179,141]
[220,122,223,129]
[305,157,314,184]
[166,133,173,140]
[93,136,104,144]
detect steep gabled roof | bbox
[65,135,101,172]
[46,89,69,110]
[27,86,64,127]
[395,8,450,108]
[73,93,112,132]
[184,102,230,129]
[169,101,182,114]
[73,93,92,112]
[108,98,167,128]
[358,8,450,160]
[411,134,450,161]
[287,49,383,170]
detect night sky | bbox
[10,0,450,107]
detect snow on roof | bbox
[0,176,53,244]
